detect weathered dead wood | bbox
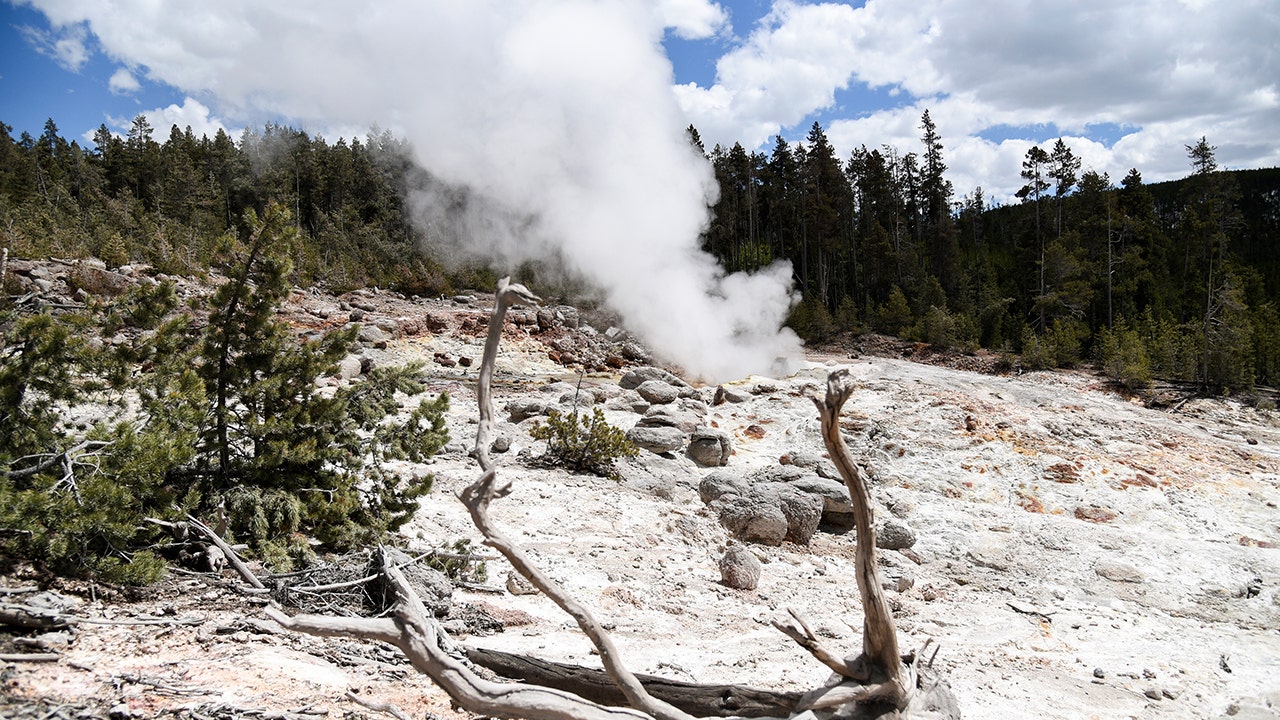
[0,603,70,631]
[266,550,655,720]
[186,514,265,589]
[0,652,61,662]
[460,278,693,720]
[796,370,960,719]
[805,371,903,697]
[465,646,802,718]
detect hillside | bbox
[4,283,1278,720]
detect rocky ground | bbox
[3,265,1279,719]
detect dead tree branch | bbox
[186,514,265,589]
[803,370,907,708]
[266,550,654,720]
[460,278,694,720]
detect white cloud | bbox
[656,0,729,39]
[142,97,232,139]
[22,0,801,382]
[19,21,90,71]
[676,0,1280,199]
[107,67,140,95]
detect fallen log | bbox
[464,646,802,718]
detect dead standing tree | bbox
[267,278,958,720]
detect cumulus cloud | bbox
[138,97,232,139]
[24,0,801,382]
[107,67,140,95]
[677,0,1279,200]
[656,0,729,39]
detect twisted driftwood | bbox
[265,278,959,720]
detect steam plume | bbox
[33,0,803,381]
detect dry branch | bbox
[187,514,264,589]
[266,549,654,720]
[465,646,802,718]
[803,370,906,708]
[460,278,693,720]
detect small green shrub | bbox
[1098,321,1152,390]
[531,407,637,478]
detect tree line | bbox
[694,115,1280,393]
[2,113,1278,393]
[0,116,466,295]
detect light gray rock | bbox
[358,324,391,345]
[698,471,749,504]
[715,496,789,546]
[713,385,752,404]
[1094,560,1145,583]
[506,400,550,422]
[877,518,918,550]
[369,547,452,617]
[776,490,824,545]
[336,355,364,380]
[783,450,841,480]
[619,366,689,390]
[558,390,596,407]
[790,475,855,516]
[640,405,701,433]
[626,425,686,454]
[719,544,762,590]
[688,426,733,467]
[635,380,680,405]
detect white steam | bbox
[32,0,802,382]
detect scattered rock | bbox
[626,425,687,454]
[367,547,452,617]
[635,380,680,405]
[687,426,732,466]
[641,405,702,433]
[506,572,538,596]
[1094,560,1145,583]
[877,518,917,550]
[358,324,391,348]
[506,400,550,422]
[491,434,512,453]
[619,366,689,390]
[719,543,762,590]
[715,495,789,546]
[698,471,749,504]
[713,385,752,404]
[1075,505,1119,523]
[335,355,363,380]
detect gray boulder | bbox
[719,544,761,590]
[688,426,732,467]
[713,385,752,405]
[358,324,391,345]
[626,425,686,454]
[715,495,789,546]
[640,405,702,433]
[698,471,749,504]
[876,518,917,550]
[783,450,841,480]
[368,547,452,617]
[506,400,550,422]
[718,485,823,546]
[620,366,689,390]
[635,380,680,405]
[790,475,855,516]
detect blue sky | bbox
[2,0,1277,202]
